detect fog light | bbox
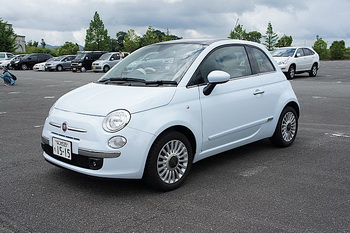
[108,136,127,149]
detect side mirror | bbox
[203,70,230,96]
[296,53,301,57]
[110,57,114,61]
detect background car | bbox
[71,51,107,72]
[271,47,320,79]
[11,53,53,70]
[92,52,129,73]
[0,52,15,61]
[45,55,76,71]
[33,57,56,71]
[0,54,25,69]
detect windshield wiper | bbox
[99,77,146,83]
[145,80,178,86]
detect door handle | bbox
[253,89,265,95]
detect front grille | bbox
[42,143,103,170]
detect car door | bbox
[302,48,315,70]
[196,45,269,158]
[295,48,307,71]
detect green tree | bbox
[276,35,293,47]
[245,31,262,43]
[140,26,162,47]
[229,23,247,40]
[263,22,279,51]
[0,18,17,52]
[85,11,110,51]
[123,29,141,52]
[58,41,79,55]
[312,37,328,60]
[330,40,346,60]
[116,31,127,51]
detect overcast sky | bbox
[1,0,349,48]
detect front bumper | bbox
[41,109,155,179]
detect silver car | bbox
[92,52,128,73]
[45,55,76,71]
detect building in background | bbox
[6,24,26,53]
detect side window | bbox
[112,54,119,60]
[296,49,305,57]
[188,45,252,86]
[303,48,314,56]
[248,46,275,74]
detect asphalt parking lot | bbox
[1,61,350,233]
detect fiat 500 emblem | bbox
[62,122,68,132]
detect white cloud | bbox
[2,0,350,47]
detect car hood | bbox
[273,56,290,62]
[54,83,176,116]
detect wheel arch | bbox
[285,101,300,118]
[153,125,197,159]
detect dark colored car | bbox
[71,51,107,72]
[11,53,53,70]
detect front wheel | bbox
[21,63,28,70]
[286,65,295,79]
[103,65,110,73]
[143,131,193,191]
[270,106,298,147]
[56,65,63,71]
[309,63,318,77]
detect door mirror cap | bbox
[203,70,230,96]
[207,70,230,84]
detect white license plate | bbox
[52,137,72,160]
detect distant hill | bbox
[38,44,84,50]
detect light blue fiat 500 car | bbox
[41,39,299,191]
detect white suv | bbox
[272,47,319,79]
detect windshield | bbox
[98,53,111,60]
[271,48,296,57]
[53,56,64,61]
[75,53,86,60]
[98,43,205,85]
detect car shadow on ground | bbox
[44,138,278,196]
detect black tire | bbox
[309,63,318,77]
[286,65,295,79]
[21,63,28,70]
[56,65,63,71]
[270,106,298,147]
[103,65,110,73]
[143,131,193,191]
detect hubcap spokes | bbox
[281,112,296,142]
[157,140,189,184]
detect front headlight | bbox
[103,110,131,132]
[278,59,288,65]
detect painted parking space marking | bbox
[44,96,55,99]
[312,96,327,99]
[325,133,350,138]
[0,112,6,115]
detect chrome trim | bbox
[49,122,60,128]
[41,136,49,145]
[49,121,87,133]
[78,148,121,158]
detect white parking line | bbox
[312,96,327,99]
[8,92,20,94]
[239,166,267,177]
[44,96,55,99]
[34,125,44,128]
[0,112,6,115]
[325,133,350,138]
